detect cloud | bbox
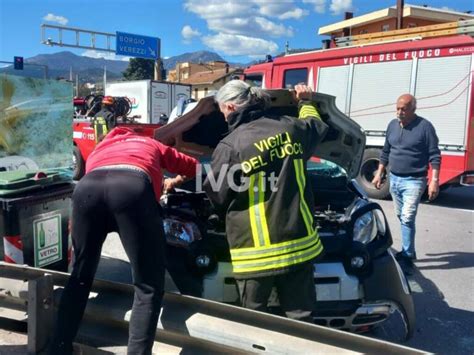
[43,13,69,25]
[255,17,293,37]
[202,33,278,56]
[182,25,201,44]
[254,0,307,19]
[82,50,130,62]
[184,0,315,58]
[184,0,252,19]
[303,0,326,14]
[255,0,291,16]
[303,0,353,15]
[205,16,293,38]
[184,0,293,37]
[329,0,353,15]
[278,8,309,20]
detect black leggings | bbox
[50,169,164,355]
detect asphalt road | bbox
[375,185,474,354]
[99,185,474,354]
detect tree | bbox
[122,58,155,80]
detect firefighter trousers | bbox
[236,263,316,323]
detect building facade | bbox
[181,67,243,100]
[318,4,474,38]
[167,61,229,83]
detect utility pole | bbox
[155,58,164,81]
[396,0,405,30]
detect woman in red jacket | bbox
[50,127,198,355]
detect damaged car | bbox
[154,90,415,340]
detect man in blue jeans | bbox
[372,94,440,275]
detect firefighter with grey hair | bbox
[203,80,328,322]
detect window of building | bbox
[204,88,208,97]
[359,29,368,34]
[407,23,417,28]
[381,24,390,32]
[283,68,308,89]
[194,88,198,99]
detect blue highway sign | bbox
[116,32,160,59]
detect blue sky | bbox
[1,0,473,64]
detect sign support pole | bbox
[154,58,162,81]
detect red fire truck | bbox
[72,95,164,180]
[244,32,474,198]
[72,120,161,179]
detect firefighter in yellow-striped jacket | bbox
[203,81,328,322]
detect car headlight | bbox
[350,199,378,244]
[163,218,201,248]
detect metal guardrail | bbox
[0,262,426,354]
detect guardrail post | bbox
[27,274,54,354]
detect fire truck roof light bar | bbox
[41,24,116,53]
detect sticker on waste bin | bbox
[33,213,62,267]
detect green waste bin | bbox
[0,172,73,272]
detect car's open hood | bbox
[154,90,365,179]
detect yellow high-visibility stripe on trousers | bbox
[248,172,271,248]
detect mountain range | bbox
[0,50,244,83]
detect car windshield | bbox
[307,159,347,178]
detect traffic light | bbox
[14,56,23,70]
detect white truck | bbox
[105,80,192,124]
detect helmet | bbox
[102,96,115,105]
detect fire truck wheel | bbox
[73,146,85,180]
[356,148,390,200]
